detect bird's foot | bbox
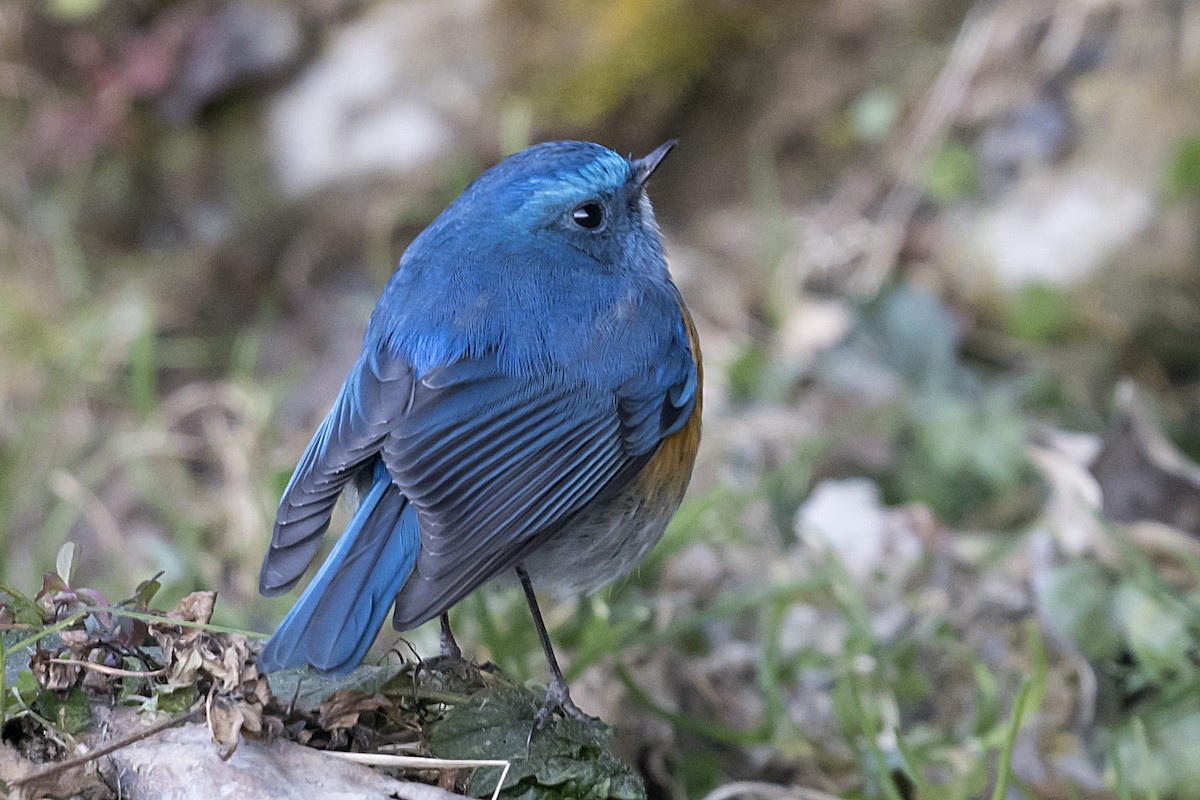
[529,677,598,741]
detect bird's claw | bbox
[527,679,598,743]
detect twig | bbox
[701,782,844,800]
[6,705,205,790]
[83,606,269,638]
[861,0,1010,294]
[406,688,473,706]
[51,659,166,678]
[323,752,511,800]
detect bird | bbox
[256,139,702,728]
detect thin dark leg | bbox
[439,612,462,660]
[516,564,593,734]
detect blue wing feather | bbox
[260,351,413,595]
[258,459,419,675]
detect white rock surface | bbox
[953,167,1153,289]
[795,478,923,583]
[266,0,498,197]
[103,717,470,800]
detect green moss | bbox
[520,0,767,126]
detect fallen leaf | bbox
[1091,381,1200,537]
[318,690,392,731]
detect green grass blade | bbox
[991,679,1034,800]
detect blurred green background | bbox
[5,0,1200,797]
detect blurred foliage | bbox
[1168,132,1200,197]
[1005,283,1078,344]
[516,0,774,128]
[925,140,981,203]
[44,0,106,23]
[839,285,1038,526]
[893,392,1032,525]
[1039,534,1200,800]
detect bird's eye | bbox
[570,202,605,230]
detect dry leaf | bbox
[1091,381,1200,537]
[207,691,247,760]
[169,591,217,625]
[318,691,392,731]
[29,648,81,692]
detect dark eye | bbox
[570,202,605,229]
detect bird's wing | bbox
[385,340,697,627]
[259,349,415,595]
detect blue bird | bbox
[257,140,702,727]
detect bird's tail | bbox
[257,459,418,676]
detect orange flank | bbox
[637,299,702,505]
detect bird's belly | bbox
[519,483,679,596]
[521,390,701,595]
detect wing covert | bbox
[259,349,415,595]
[384,356,666,627]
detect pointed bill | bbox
[630,139,678,190]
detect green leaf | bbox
[56,541,80,587]
[726,343,769,405]
[1114,585,1192,680]
[926,141,980,202]
[857,284,962,394]
[0,583,45,626]
[1112,701,1200,798]
[428,686,645,800]
[15,669,39,704]
[130,575,163,610]
[39,686,92,734]
[1006,283,1076,343]
[149,684,198,714]
[970,662,1001,735]
[1035,561,1122,662]
[267,664,407,715]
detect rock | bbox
[794,478,923,584]
[266,0,499,197]
[99,714,469,800]
[951,166,1153,290]
[160,0,305,122]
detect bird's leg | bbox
[516,565,594,735]
[439,612,462,660]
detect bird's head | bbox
[441,140,677,278]
[375,140,682,376]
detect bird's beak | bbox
[630,139,678,190]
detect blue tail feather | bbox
[258,460,418,675]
